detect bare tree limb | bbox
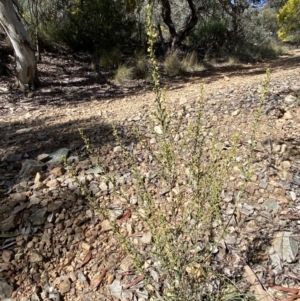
[159,0,199,50]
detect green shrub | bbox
[64,5,271,301]
[277,0,300,42]
[193,19,228,54]
[19,0,137,53]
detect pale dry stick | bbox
[243,265,274,301]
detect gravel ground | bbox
[1,50,300,301]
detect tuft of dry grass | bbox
[134,51,148,78]
[181,51,205,72]
[164,51,183,76]
[99,48,121,69]
[114,64,134,84]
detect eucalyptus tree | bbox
[0,0,38,89]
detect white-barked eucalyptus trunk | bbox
[0,0,38,89]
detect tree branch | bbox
[160,0,199,49]
[160,0,177,38]
[178,0,198,41]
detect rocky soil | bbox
[1,49,300,301]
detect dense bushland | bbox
[1,0,297,83]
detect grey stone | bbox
[47,148,70,167]
[284,94,296,103]
[258,210,272,219]
[77,160,90,169]
[46,179,58,188]
[31,292,42,301]
[19,160,46,178]
[268,247,282,272]
[243,203,254,212]
[48,201,63,214]
[99,182,108,191]
[15,181,28,192]
[110,280,123,299]
[113,146,122,153]
[141,231,152,244]
[110,279,132,299]
[264,199,281,212]
[290,85,300,92]
[292,175,300,186]
[28,251,44,263]
[11,202,29,215]
[2,250,13,263]
[290,191,297,201]
[109,207,123,219]
[30,208,48,225]
[0,215,19,232]
[77,271,88,284]
[6,153,22,162]
[77,176,86,185]
[154,125,163,135]
[11,192,27,202]
[85,166,102,175]
[0,280,13,299]
[36,153,50,162]
[259,178,268,189]
[89,184,100,195]
[273,232,298,263]
[237,203,254,216]
[225,236,237,245]
[116,176,126,185]
[67,156,79,164]
[29,195,42,205]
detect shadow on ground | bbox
[0,113,138,200]
[167,54,300,86]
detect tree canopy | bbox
[277,0,300,41]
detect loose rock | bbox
[59,279,71,294]
[0,280,13,299]
[0,215,19,232]
[19,160,46,178]
[30,208,48,225]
